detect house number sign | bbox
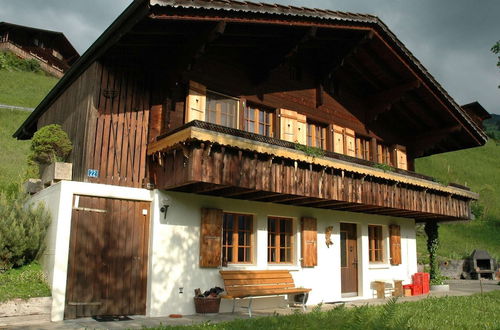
[87,169,99,178]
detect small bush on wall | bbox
[0,187,51,271]
[27,124,72,178]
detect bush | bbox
[0,51,42,73]
[28,124,72,177]
[0,187,51,271]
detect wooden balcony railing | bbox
[148,121,477,222]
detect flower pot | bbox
[430,284,450,292]
[193,297,221,314]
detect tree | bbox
[492,40,500,88]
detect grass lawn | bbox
[0,262,51,302]
[0,108,31,191]
[0,70,57,108]
[153,291,500,329]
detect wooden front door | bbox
[64,196,150,319]
[340,223,358,296]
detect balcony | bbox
[148,121,476,222]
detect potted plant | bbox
[27,124,73,189]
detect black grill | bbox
[464,250,496,280]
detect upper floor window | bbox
[206,91,238,128]
[268,217,294,263]
[307,122,327,149]
[222,213,253,264]
[368,225,384,263]
[356,136,371,161]
[244,105,273,137]
[377,143,393,166]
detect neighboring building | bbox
[0,22,79,77]
[15,0,489,322]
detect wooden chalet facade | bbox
[0,22,79,77]
[17,0,488,320]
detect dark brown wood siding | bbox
[85,64,151,187]
[65,196,150,319]
[151,143,472,221]
[37,62,101,182]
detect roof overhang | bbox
[14,0,488,155]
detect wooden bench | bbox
[219,270,311,317]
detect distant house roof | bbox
[0,21,79,66]
[13,0,489,147]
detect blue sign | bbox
[87,169,99,178]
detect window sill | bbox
[368,263,391,269]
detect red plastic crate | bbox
[411,284,422,295]
[422,273,430,294]
[412,273,424,287]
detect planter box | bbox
[41,162,72,187]
[23,179,43,195]
[430,284,450,292]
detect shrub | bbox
[28,124,72,177]
[0,187,51,271]
[0,51,42,73]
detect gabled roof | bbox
[0,21,79,63]
[13,0,488,148]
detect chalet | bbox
[15,0,489,322]
[0,22,79,77]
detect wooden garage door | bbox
[64,196,150,319]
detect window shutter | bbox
[301,217,317,267]
[344,128,356,157]
[185,81,206,123]
[296,113,307,145]
[333,125,344,154]
[199,208,223,268]
[279,109,297,142]
[389,224,402,265]
[394,145,408,170]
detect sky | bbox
[1,0,499,114]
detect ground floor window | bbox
[222,213,253,263]
[268,217,293,263]
[368,225,384,262]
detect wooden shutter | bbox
[279,108,297,142]
[333,125,344,154]
[394,145,408,170]
[199,208,223,268]
[301,217,317,267]
[345,128,356,157]
[185,81,206,123]
[296,113,307,145]
[389,224,402,265]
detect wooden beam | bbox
[324,30,374,80]
[411,125,462,152]
[249,26,317,84]
[367,80,421,122]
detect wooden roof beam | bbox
[367,80,421,122]
[173,21,226,72]
[411,125,462,154]
[324,30,374,80]
[248,26,317,84]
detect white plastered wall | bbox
[30,181,153,322]
[149,190,418,316]
[33,181,417,320]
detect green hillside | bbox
[0,70,57,108]
[0,69,57,191]
[415,138,500,262]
